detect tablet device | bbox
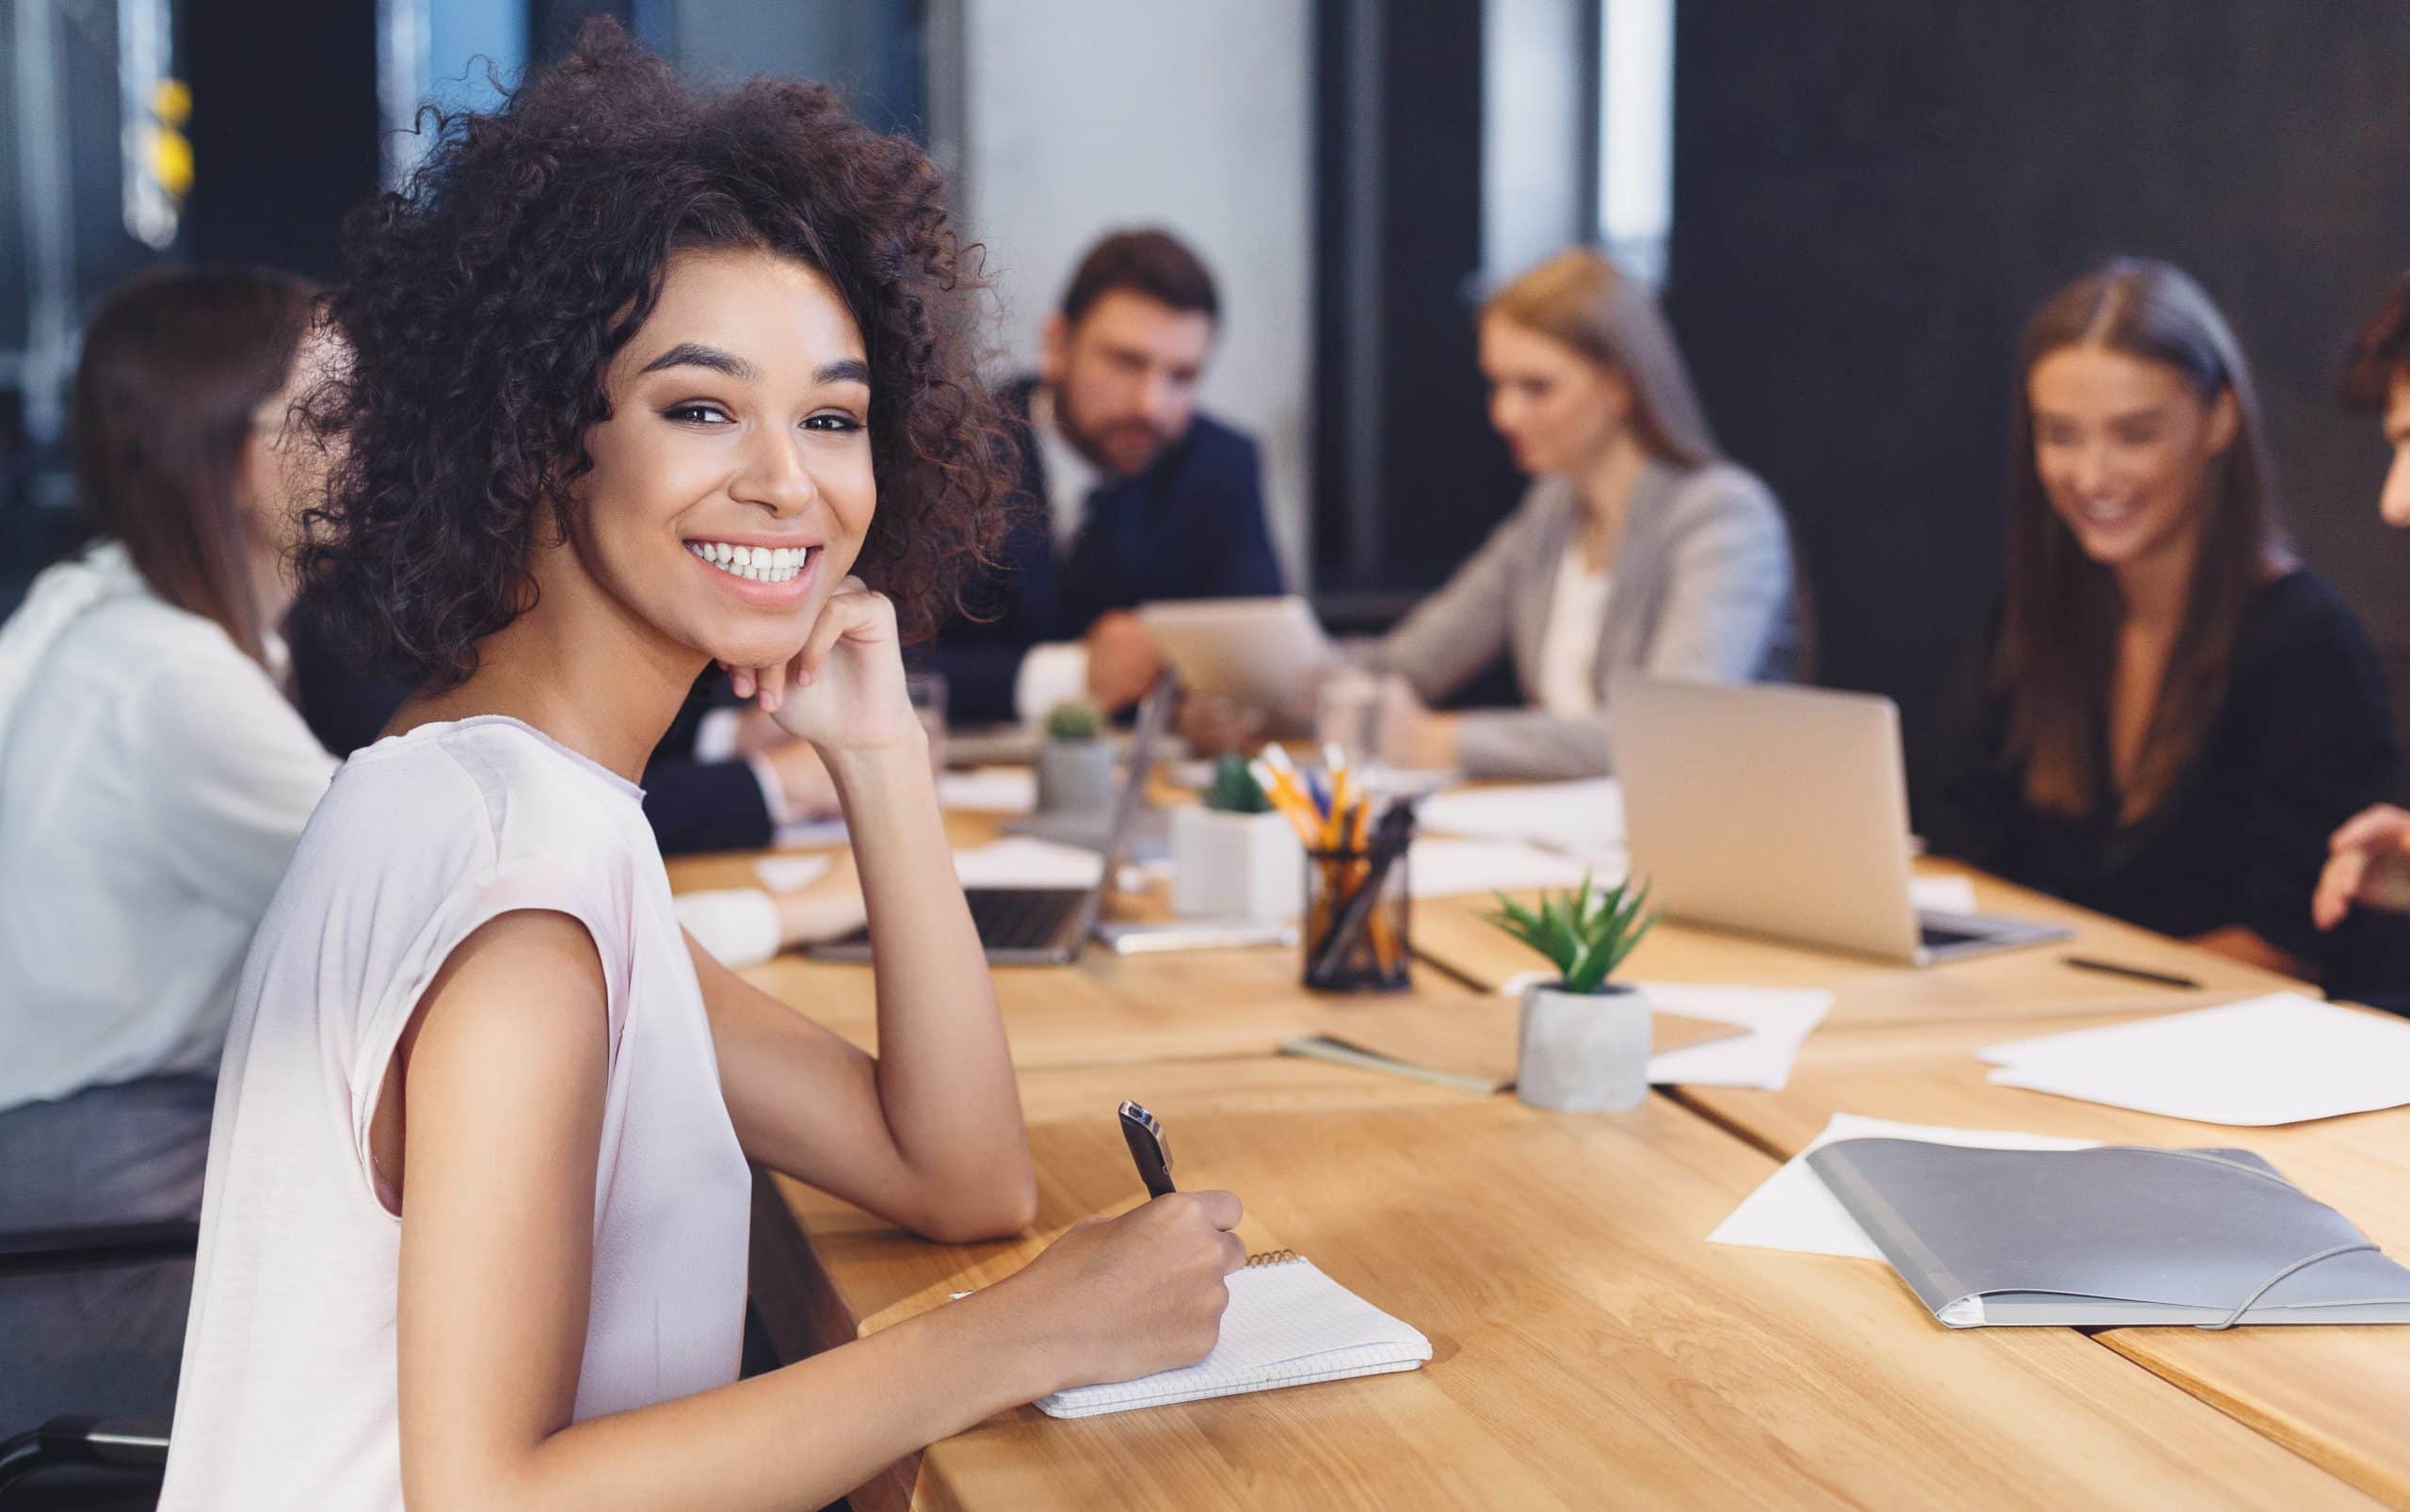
[1136,595,1339,709]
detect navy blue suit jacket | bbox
[289,610,775,855]
[928,376,1284,723]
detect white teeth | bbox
[688,540,810,585]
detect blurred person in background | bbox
[927,228,1284,725]
[2307,270,2410,991]
[0,265,336,1429]
[1365,248,1802,779]
[1929,258,2395,987]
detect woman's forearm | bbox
[425,1289,1058,1512]
[826,738,1036,1227]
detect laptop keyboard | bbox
[1918,921,1984,948]
[967,888,1091,950]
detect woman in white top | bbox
[0,266,336,1430]
[1369,249,1804,779]
[161,25,1242,1511]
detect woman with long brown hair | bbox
[1929,258,2395,981]
[0,265,337,1427]
[1370,247,1802,779]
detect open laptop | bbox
[808,682,1173,966]
[1608,675,2069,965]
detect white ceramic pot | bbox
[1516,983,1651,1112]
[1169,808,1296,920]
[1036,739,1117,814]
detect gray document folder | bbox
[1805,1138,2410,1327]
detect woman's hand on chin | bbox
[723,576,922,758]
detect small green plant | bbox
[1486,874,1658,994]
[1043,701,1102,742]
[1203,753,1272,813]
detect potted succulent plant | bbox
[1035,701,1117,814]
[1486,875,1660,1112]
[1170,756,1296,920]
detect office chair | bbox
[0,1222,190,1504]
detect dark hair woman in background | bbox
[160,26,1244,1509]
[0,265,335,1430]
[1927,258,2396,984]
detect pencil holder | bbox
[1301,844,1411,992]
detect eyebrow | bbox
[637,344,870,392]
[2037,407,2164,427]
[640,343,759,382]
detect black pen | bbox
[1118,1100,1177,1198]
[2062,955,2203,991]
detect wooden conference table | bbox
[667,815,2410,1510]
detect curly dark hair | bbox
[2341,269,2410,412]
[297,20,1011,690]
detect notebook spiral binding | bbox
[1244,1248,1301,1268]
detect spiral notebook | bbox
[1034,1251,1432,1419]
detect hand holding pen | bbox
[972,1102,1244,1393]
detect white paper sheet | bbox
[1416,779,1624,850]
[1907,875,1979,914]
[1406,837,1613,898]
[1708,1113,2099,1258]
[938,766,1038,814]
[773,815,849,848]
[751,854,834,893]
[1490,976,1833,1090]
[949,837,1105,891]
[1978,992,2410,1126]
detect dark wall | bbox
[185,0,378,278]
[1667,1,2410,786]
[1313,0,1522,604]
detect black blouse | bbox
[1922,570,2399,979]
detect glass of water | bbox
[1314,667,1381,771]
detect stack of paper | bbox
[1490,977,1832,1090]
[1710,1113,2099,1258]
[1406,837,1600,898]
[751,854,834,893]
[938,766,1038,814]
[755,838,1107,893]
[774,815,849,848]
[1417,779,1625,854]
[1907,875,1979,914]
[1978,993,2410,1125]
[951,837,1106,890]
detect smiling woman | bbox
[156,23,1253,1512]
[1925,258,2400,990]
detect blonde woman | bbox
[1371,249,1801,779]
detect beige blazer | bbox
[1374,458,1801,780]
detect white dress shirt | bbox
[0,547,339,1111]
[1534,547,1615,716]
[1013,387,1104,723]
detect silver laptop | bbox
[808,683,1174,967]
[1609,675,2069,965]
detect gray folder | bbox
[1805,1138,2410,1327]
